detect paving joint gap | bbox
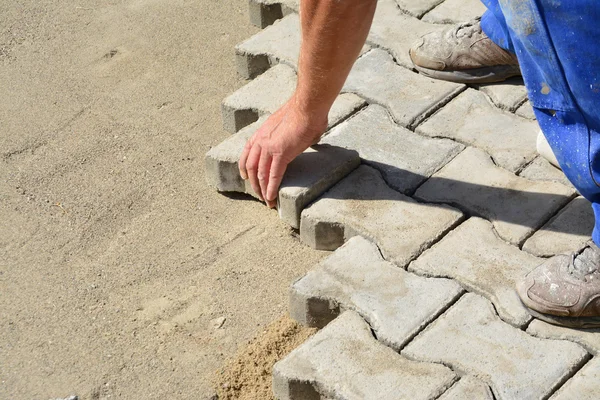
[416,0,448,20]
[409,85,468,130]
[407,145,467,196]
[540,353,593,400]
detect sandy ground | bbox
[0,1,325,398]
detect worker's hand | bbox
[239,97,327,208]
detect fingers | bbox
[238,137,252,180]
[265,155,288,208]
[258,149,272,203]
[245,143,263,201]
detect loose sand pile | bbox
[214,315,317,399]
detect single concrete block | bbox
[367,0,446,69]
[300,165,464,266]
[403,293,590,400]
[273,310,457,400]
[394,0,445,18]
[522,196,594,257]
[422,0,487,24]
[409,217,541,327]
[291,236,464,349]
[527,319,600,356]
[321,105,464,194]
[222,63,365,132]
[414,147,575,245]
[206,118,360,228]
[236,14,300,79]
[343,49,465,128]
[476,77,529,112]
[248,0,290,28]
[550,358,600,400]
[417,89,538,172]
[519,156,573,188]
[516,101,536,120]
[438,376,494,400]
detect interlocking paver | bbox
[343,49,465,128]
[414,146,575,245]
[516,101,536,120]
[550,358,600,400]
[321,104,463,194]
[523,196,594,257]
[205,118,360,228]
[300,165,464,266]
[422,0,487,24]
[291,236,463,349]
[409,217,541,327]
[367,0,445,69]
[394,0,445,18]
[416,88,538,172]
[273,310,457,400]
[438,376,494,400]
[222,63,365,132]
[519,156,573,188]
[403,293,589,400]
[527,320,600,356]
[477,77,529,112]
[248,0,297,28]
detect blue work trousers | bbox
[481,0,600,245]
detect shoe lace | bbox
[568,246,600,282]
[453,18,483,39]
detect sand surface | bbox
[0,1,325,398]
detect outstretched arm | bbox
[238,0,377,208]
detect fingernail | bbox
[240,171,247,180]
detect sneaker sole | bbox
[414,64,522,84]
[524,305,600,329]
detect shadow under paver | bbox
[205,118,360,228]
[522,196,594,257]
[343,49,465,128]
[367,0,446,69]
[403,293,589,400]
[409,217,541,327]
[438,376,494,400]
[290,236,464,349]
[300,165,464,266]
[415,147,575,245]
[549,357,600,400]
[416,88,538,172]
[422,0,487,24]
[527,319,600,356]
[273,311,457,400]
[321,104,463,194]
[221,63,365,132]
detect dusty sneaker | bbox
[409,19,520,83]
[517,244,600,328]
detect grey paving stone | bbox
[321,104,464,194]
[403,293,590,400]
[409,217,541,327]
[248,0,298,28]
[516,100,536,120]
[527,319,600,356]
[394,0,445,18]
[422,0,487,24]
[414,147,575,245]
[519,156,573,188]
[476,77,529,112]
[438,376,494,400]
[222,63,365,132]
[550,358,600,400]
[273,310,457,400]
[367,0,446,69]
[522,196,594,257]
[290,236,464,349]
[300,165,464,266]
[343,49,465,128]
[205,118,360,228]
[416,89,538,172]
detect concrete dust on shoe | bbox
[273,311,457,400]
[290,236,463,349]
[214,315,316,400]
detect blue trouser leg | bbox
[480,0,600,246]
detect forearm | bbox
[294,0,377,120]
